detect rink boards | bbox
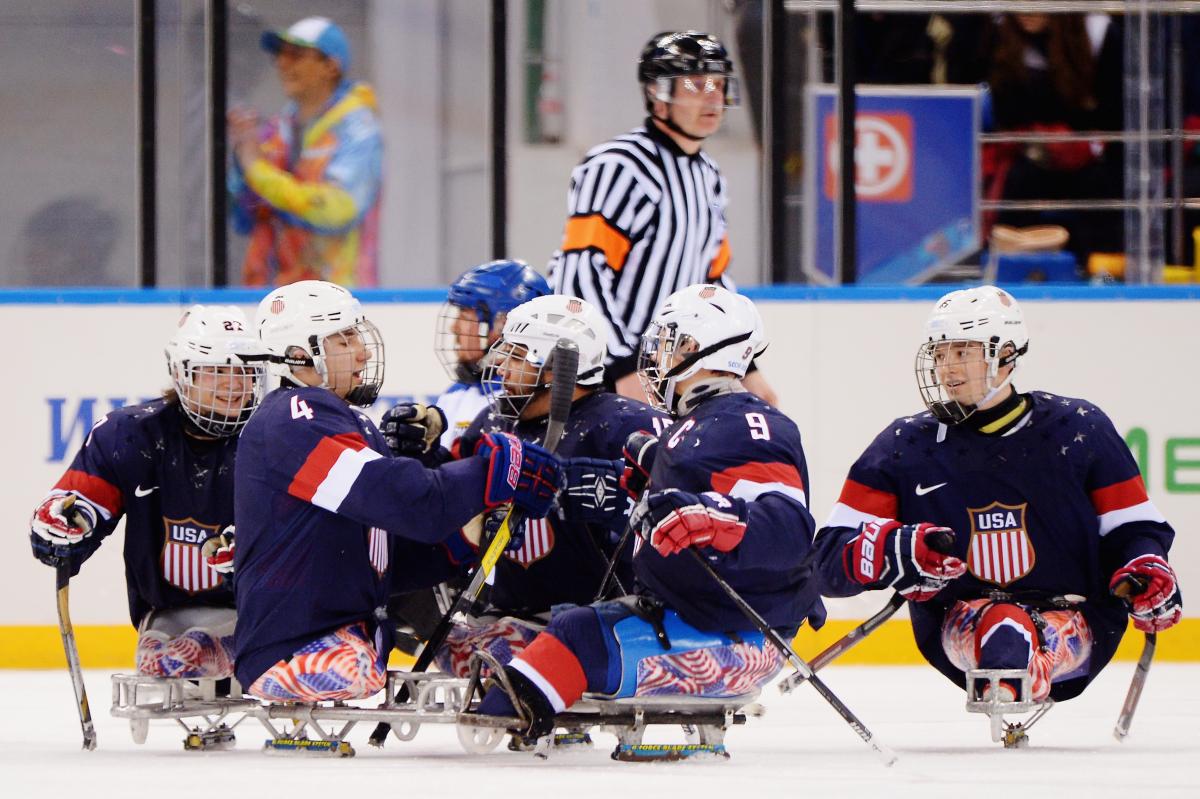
[1,285,1198,666]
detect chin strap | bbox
[651,111,708,143]
[675,376,744,416]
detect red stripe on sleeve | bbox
[518,632,588,707]
[838,478,898,518]
[54,469,123,516]
[1090,475,1150,515]
[711,462,805,494]
[287,432,370,502]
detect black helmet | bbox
[637,31,733,84]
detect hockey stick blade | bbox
[685,548,896,766]
[368,340,579,747]
[56,559,97,750]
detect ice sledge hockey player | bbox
[233,280,563,701]
[428,294,668,677]
[467,284,823,742]
[31,305,266,679]
[811,285,1181,706]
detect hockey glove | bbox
[1110,554,1183,633]
[30,494,100,568]
[201,526,236,574]
[475,432,563,519]
[461,508,527,555]
[620,430,659,501]
[381,402,447,457]
[637,488,748,557]
[560,457,626,524]
[844,519,965,602]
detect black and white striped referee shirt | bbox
[548,119,735,382]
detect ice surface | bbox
[1,664,1196,798]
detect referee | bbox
[547,30,777,406]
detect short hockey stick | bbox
[55,496,97,750]
[779,528,955,693]
[685,548,897,766]
[591,431,657,603]
[1112,575,1156,741]
[369,340,580,746]
[778,592,906,694]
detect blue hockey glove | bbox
[635,488,748,557]
[30,494,100,568]
[844,519,965,601]
[560,457,626,524]
[381,402,446,457]
[475,432,563,518]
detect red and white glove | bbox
[636,489,748,557]
[31,494,98,548]
[201,526,236,575]
[844,519,965,602]
[1110,554,1182,633]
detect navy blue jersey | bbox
[812,392,1175,698]
[234,385,492,687]
[636,391,825,633]
[464,391,670,613]
[47,399,237,626]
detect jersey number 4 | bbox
[291,395,315,420]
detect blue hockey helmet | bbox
[437,260,550,383]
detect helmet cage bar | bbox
[481,340,550,423]
[284,320,385,407]
[637,322,680,413]
[435,302,492,384]
[171,360,265,437]
[914,336,1024,425]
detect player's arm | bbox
[1085,407,1181,631]
[241,116,381,234]
[30,413,127,572]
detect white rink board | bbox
[1,297,1197,626]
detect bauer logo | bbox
[823,112,914,202]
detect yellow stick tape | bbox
[2,619,1196,669]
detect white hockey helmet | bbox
[915,285,1029,424]
[482,294,610,421]
[254,280,385,407]
[638,284,766,413]
[164,305,267,437]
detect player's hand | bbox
[619,430,658,500]
[636,488,748,557]
[381,402,447,457]
[844,519,965,601]
[461,508,526,554]
[560,457,625,524]
[30,494,99,567]
[475,432,563,518]
[1111,554,1182,633]
[202,526,236,574]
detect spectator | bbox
[227,16,382,288]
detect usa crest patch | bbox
[966,501,1035,587]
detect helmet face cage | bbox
[914,337,1011,425]
[171,360,265,437]
[313,319,386,407]
[435,302,492,383]
[637,321,700,414]
[481,340,548,423]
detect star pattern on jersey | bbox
[1076,406,1090,416]
[1074,432,1087,443]
[1060,445,1070,456]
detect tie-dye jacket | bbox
[229,81,382,287]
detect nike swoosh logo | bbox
[134,485,158,497]
[914,482,947,496]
